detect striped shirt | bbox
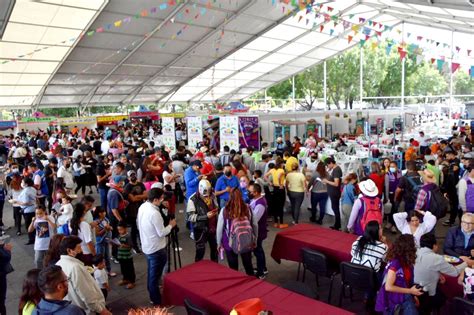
[351,237,388,272]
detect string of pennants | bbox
[0,0,215,65]
[277,0,474,77]
[2,0,474,79]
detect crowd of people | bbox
[0,121,472,314]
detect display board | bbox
[161,117,176,152]
[219,116,239,151]
[187,116,203,149]
[239,116,260,149]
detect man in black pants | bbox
[323,158,342,230]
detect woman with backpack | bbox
[347,179,383,236]
[216,188,258,276]
[375,234,423,314]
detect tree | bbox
[406,62,448,96]
[294,66,324,110]
[454,71,474,97]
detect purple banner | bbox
[239,116,260,150]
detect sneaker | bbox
[16,231,21,236]
[118,280,129,286]
[190,232,194,240]
[108,272,117,277]
[112,258,119,264]
[442,220,454,226]
[126,283,135,289]
[253,268,269,275]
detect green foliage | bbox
[257,40,474,110]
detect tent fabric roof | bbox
[1,0,474,109]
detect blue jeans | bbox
[219,198,228,209]
[146,248,167,305]
[311,192,328,221]
[253,238,266,276]
[99,187,109,210]
[96,241,111,273]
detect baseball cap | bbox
[127,170,136,177]
[195,151,204,159]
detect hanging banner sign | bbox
[21,117,55,123]
[161,117,176,152]
[239,116,260,150]
[0,120,17,130]
[57,116,97,126]
[219,116,239,151]
[129,111,159,120]
[160,112,185,118]
[187,116,203,149]
[96,115,128,123]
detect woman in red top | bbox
[368,162,384,199]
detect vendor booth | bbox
[56,116,97,133]
[129,105,160,123]
[272,120,306,146]
[96,115,129,128]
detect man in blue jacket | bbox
[444,213,474,265]
[215,164,239,209]
[184,160,204,201]
[33,265,86,315]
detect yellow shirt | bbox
[270,168,285,187]
[286,172,306,192]
[285,156,299,173]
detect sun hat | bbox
[359,179,379,197]
[418,169,437,184]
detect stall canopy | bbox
[0,0,473,109]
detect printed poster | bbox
[238,116,260,150]
[219,116,239,151]
[187,116,203,149]
[161,117,176,152]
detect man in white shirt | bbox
[56,236,110,315]
[101,139,110,156]
[417,131,429,155]
[137,188,177,305]
[57,158,74,192]
[414,233,466,314]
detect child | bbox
[93,207,116,277]
[92,254,109,300]
[459,266,474,301]
[28,205,56,269]
[117,222,135,289]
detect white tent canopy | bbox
[0,0,473,110]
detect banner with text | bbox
[161,117,176,152]
[187,116,203,149]
[219,116,239,151]
[238,116,260,150]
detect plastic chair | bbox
[338,262,377,307]
[452,297,474,315]
[297,248,337,304]
[282,280,318,300]
[184,298,209,315]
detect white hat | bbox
[359,179,379,197]
[151,182,163,189]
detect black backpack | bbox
[426,186,449,219]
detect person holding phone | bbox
[186,180,218,262]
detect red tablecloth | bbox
[163,260,353,315]
[440,274,463,300]
[271,223,358,264]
